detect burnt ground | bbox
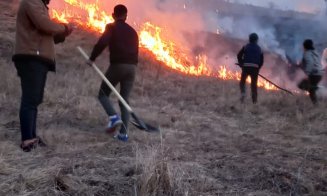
[0,1,326,196]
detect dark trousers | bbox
[15,60,49,141]
[299,75,322,104]
[240,67,259,103]
[98,64,136,134]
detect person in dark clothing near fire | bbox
[298,39,324,105]
[87,4,139,142]
[12,0,73,152]
[237,33,264,104]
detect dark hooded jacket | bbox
[237,43,264,69]
[90,20,139,65]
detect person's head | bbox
[303,39,315,51]
[42,0,51,5]
[249,33,259,43]
[112,4,128,21]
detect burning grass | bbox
[1,1,327,195]
[50,0,278,91]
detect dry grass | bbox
[1,1,327,195]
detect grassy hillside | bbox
[0,1,326,195]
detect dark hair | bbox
[114,4,128,17]
[42,0,50,5]
[249,33,259,43]
[303,39,315,50]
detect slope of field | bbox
[0,2,326,196]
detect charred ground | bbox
[0,1,327,196]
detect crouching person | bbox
[237,33,264,104]
[87,5,139,142]
[12,0,73,152]
[298,39,324,105]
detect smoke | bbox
[198,0,327,88]
[215,15,286,58]
[228,0,325,13]
[50,0,206,54]
[49,0,327,89]
[317,86,327,99]
[49,0,326,62]
[215,0,327,60]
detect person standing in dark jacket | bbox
[87,4,139,142]
[237,33,264,104]
[12,0,73,152]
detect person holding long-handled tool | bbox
[86,5,139,142]
[298,39,325,105]
[237,33,264,104]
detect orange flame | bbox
[139,23,276,90]
[139,22,212,76]
[51,0,113,32]
[51,0,277,91]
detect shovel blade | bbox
[131,113,160,132]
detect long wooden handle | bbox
[77,46,134,113]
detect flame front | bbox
[139,22,212,76]
[51,0,114,32]
[51,0,277,91]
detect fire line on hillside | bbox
[51,0,277,91]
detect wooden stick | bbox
[258,73,294,95]
[235,63,294,95]
[77,46,134,112]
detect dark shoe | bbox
[298,79,311,91]
[114,133,129,142]
[36,136,47,147]
[20,142,37,152]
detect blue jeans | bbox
[15,60,49,141]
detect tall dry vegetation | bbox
[1,1,327,195]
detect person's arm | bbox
[237,47,245,66]
[55,24,75,44]
[259,52,264,69]
[25,0,68,35]
[299,57,305,70]
[302,52,313,75]
[89,24,113,61]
